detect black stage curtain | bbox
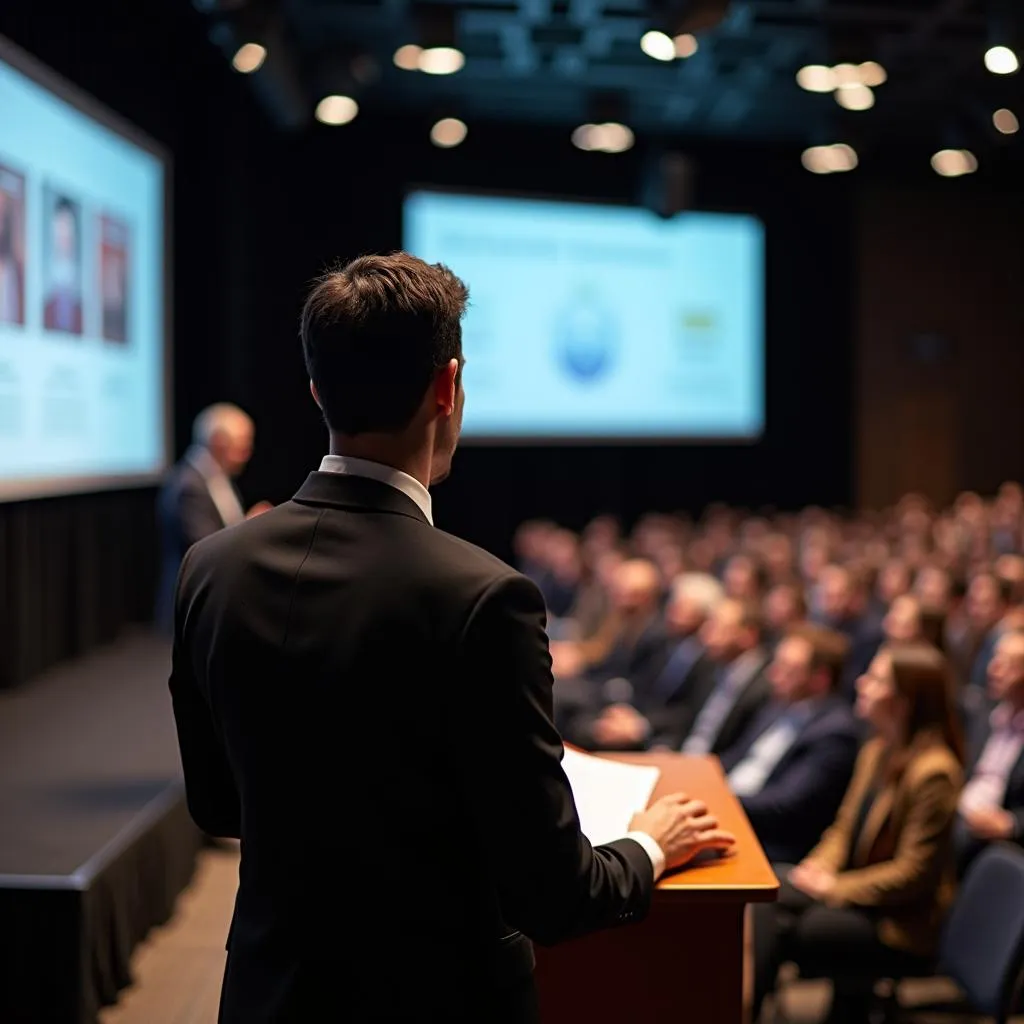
[0,488,159,690]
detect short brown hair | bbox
[300,252,468,435]
[787,623,850,691]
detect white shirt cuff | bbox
[624,830,666,881]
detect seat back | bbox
[940,843,1024,1016]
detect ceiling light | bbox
[430,117,467,148]
[796,65,836,93]
[393,44,422,70]
[418,46,465,75]
[674,34,699,59]
[231,42,266,74]
[571,122,635,153]
[832,63,861,87]
[641,30,676,62]
[994,107,1020,134]
[858,61,887,86]
[315,94,358,126]
[985,45,1019,74]
[931,148,978,177]
[835,83,875,110]
[801,143,858,174]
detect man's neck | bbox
[329,434,432,489]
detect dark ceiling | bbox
[196,0,1022,152]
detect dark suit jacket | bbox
[155,455,235,633]
[719,696,860,863]
[954,702,1024,876]
[651,648,771,755]
[170,471,654,1023]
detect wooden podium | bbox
[533,751,778,1023]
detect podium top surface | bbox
[601,751,779,904]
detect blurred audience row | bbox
[516,485,1024,1023]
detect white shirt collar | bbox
[319,454,433,525]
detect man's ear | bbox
[310,380,322,409]
[433,358,459,417]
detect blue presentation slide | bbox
[404,190,764,441]
[0,41,166,498]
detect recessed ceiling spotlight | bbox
[985,45,1019,75]
[430,117,468,148]
[393,44,422,70]
[835,83,875,110]
[641,30,676,62]
[231,42,266,74]
[994,108,1020,134]
[315,94,359,126]
[796,65,836,93]
[931,148,978,177]
[418,46,465,75]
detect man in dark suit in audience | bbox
[567,572,723,750]
[720,624,860,863]
[552,558,670,733]
[170,254,732,1024]
[590,597,769,755]
[813,563,883,700]
[155,404,270,632]
[955,628,1024,877]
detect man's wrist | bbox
[624,830,666,881]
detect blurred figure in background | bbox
[965,571,1012,690]
[813,564,883,700]
[156,404,269,632]
[576,572,723,751]
[956,629,1024,876]
[763,581,808,650]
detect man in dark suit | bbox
[169,254,735,1024]
[655,598,772,754]
[570,571,723,750]
[155,404,269,632]
[720,624,860,863]
[955,628,1024,877]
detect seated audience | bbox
[657,598,770,754]
[574,572,723,750]
[813,564,884,700]
[965,571,1012,690]
[955,628,1024,876]
[763,581,807,650]
[721,624,859,864]
[750,642,964,1024]
[551,559,669,730]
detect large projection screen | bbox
[403,189,764,443]
[0,35,170,501]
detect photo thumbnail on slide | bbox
[42,185,84,336]
[99,214,129,344]
[0,162,26,326]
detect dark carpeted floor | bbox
[0,631,181,876]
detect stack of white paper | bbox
[561,747,661,847]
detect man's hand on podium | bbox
[246,501,273,519]
[630,793,736,871]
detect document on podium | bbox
[561,747,661,847]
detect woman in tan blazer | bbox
[751,641,964,1023]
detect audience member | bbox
[551,559,669,729]
[659,598,770,754]
[573,573,723,750]
[763,581,808,650]
[813,564,883,699]
[965,571,1012,690]
[720,624,859,863]
[955,629,1024,876]
[750,642,963,1023]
